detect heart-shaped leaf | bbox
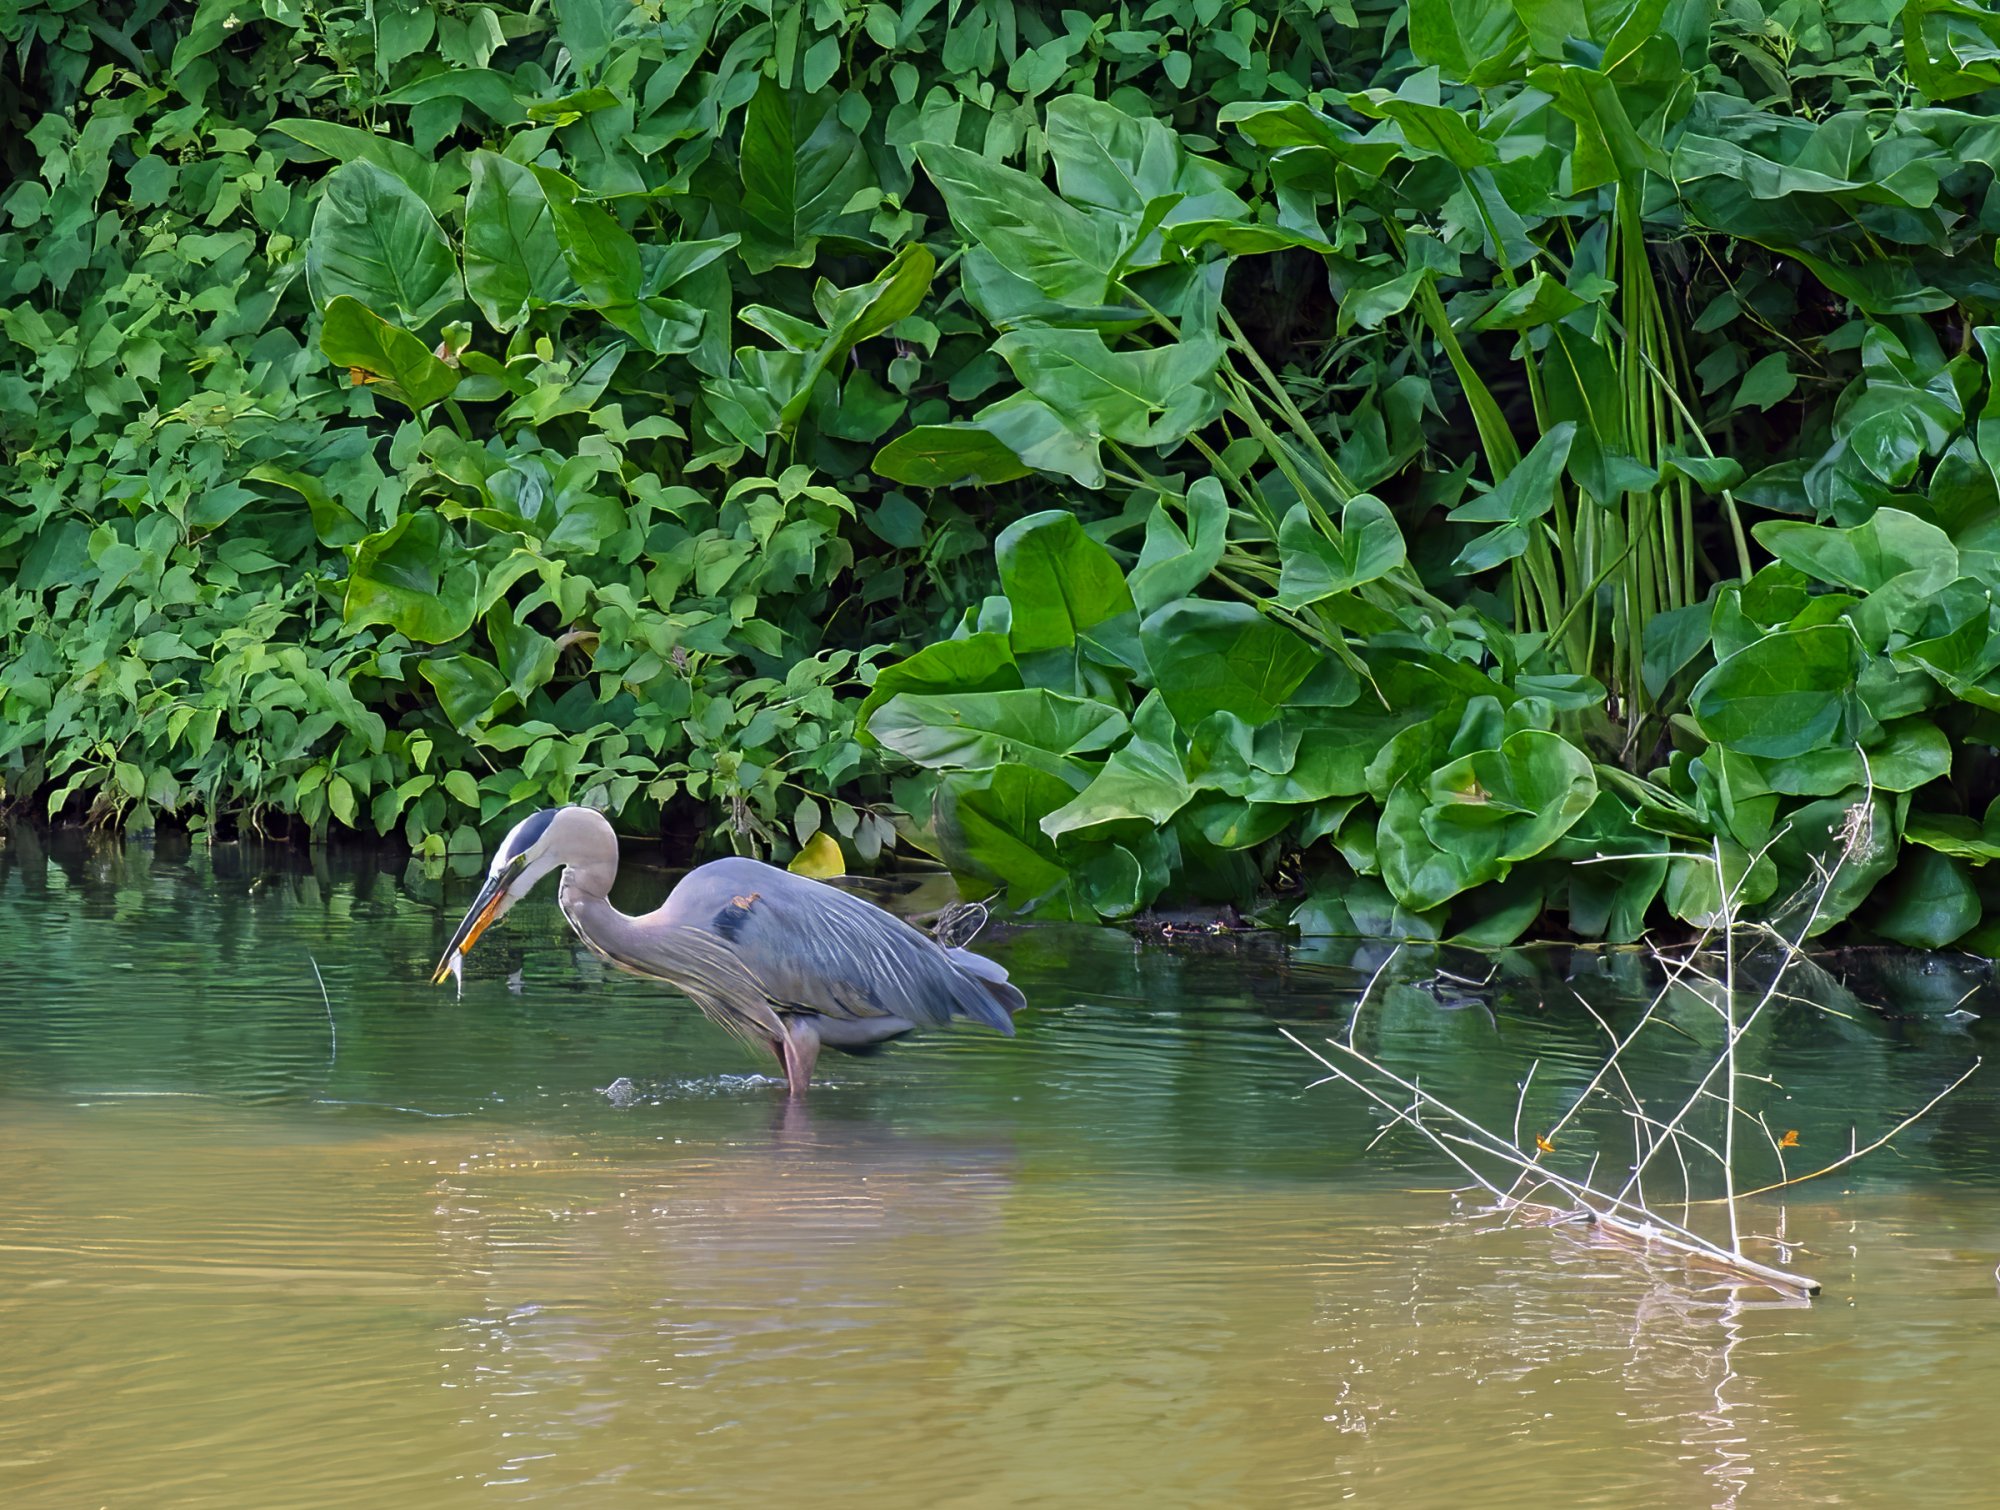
[1276,495,1407,607]
[739,80,872,272]
[1691,624,1863,758]
[344,511,479,644]
[1129,479,1229,615]
[1141,601,1320,730]
[306,160,462,329]
[462,150,574,329]
[997,510,1135,657]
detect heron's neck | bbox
[555,884,655,978]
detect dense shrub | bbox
[8,1,2000,945]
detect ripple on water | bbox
[2,840,1999,1507]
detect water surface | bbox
[1,828,1995,1507]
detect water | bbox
[2,827,1997,1507]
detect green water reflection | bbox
[1,826,1996,1507]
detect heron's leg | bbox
[780,1016,820,1098]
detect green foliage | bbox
[7,0,2000,943]
[850,0,2000,943]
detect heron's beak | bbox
[431,860,521,984]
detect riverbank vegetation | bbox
[7,0,2000,946]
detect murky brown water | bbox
[2,829,1997,1506]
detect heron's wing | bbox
[656,860,1021,1033]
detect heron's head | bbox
[430,806,612,984]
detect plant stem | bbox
[1720,838,1741,1256]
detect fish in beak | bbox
[431,855,526,985]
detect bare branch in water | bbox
[309,954,335,1068]
[1694,1060,1982,1203]
[1286,751,1972,1301]
[1343,943,1403,1050]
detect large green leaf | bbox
[1276,495,1407,607]
[272,119,440,208]
[872,425,1033,487]
[1247,709,1402,804]
[306,160,462,329]
[991,328,1224,447]
[1408,0,1528,86]
[1344,86,1497,170]
[344,510,479,644]
[1756,718,1952,796]
[463,151,574,329]
[1041,94,1247,266]
[811,244,935,355]
[1075,832,1175,918]
[1875,848,1980,947]
[1141,601,1320,729]
[1041,691,1194,838]
[934,766,1079,916]
[1642,598,1715,699]
[873,391,1110,489]
[378,68,527,126]
[761,245,935,432]
[973,393,1107,488]
[1673,131,1951,212]
[1905,811,2000,862]
[1294,872,1445,940]
[1524,0,1673,59]
[856,633,1023,742]
[485,603,558,702]
[1416,0,1520,84]
[1378,781,1501,910]
[1760,792,1899,934]
[1420,729,1599,869]
[996,510,1135,656]
[738,80,871,272]
[420,653,508,733]
[1529,62,1671,192]
[317,296,460,411]
[1754,507,1959,595]
[1473,272,1594,331]
[529,165,640,313]
[1893,578,2000,706]
[1690,624,1863,758]
[1447,423,1574,571]
[1045,94,1197,214]
[915,140,1123,305]
[1216,101,1404,176]
[247,464,368,549]
[1903,0,2000,100]
[868,689,1128,779]
[1556,788,1670,943]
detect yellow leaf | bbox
[1534,1133,1555,1154]
[1778,1129,1799,1149]
[789,830,845,879]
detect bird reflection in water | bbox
[430,1101,1021,1493]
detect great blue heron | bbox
[431,806,1023,1095]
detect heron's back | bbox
[655,857,1022,1032]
